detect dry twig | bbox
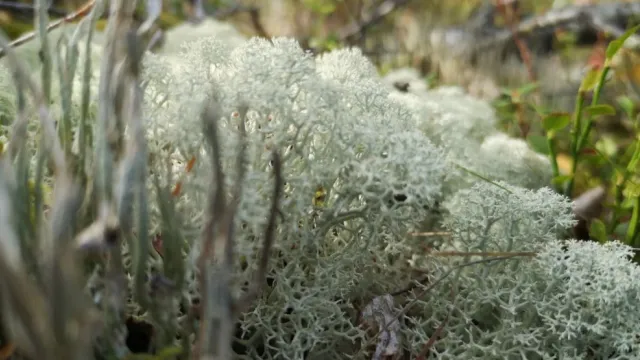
[473,1,640,53]
[339,0,412,43]
[0,0,96,59]
[0,1,68,17]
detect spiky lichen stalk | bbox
[117,30,151,311]
[78,0,105,182]
[35,0,51,103]
[93,0,142,355]
[53,32,78,160]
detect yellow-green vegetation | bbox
[493,25,640,249]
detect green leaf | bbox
[543,112,571,132]
[308,34,340,51]
[552,174,572,188]
[616,96,635,119]
[517,82,539,96]
[621,141,638,159]
[589,218,608,243]
[584,104,616,117]
[626,141,640,172]
[324,33,340,48]
[528,102,549,116]
[556,31,577,45]
[622,196,637,209]
[579,68,602,92]
[527,134,550,155]
[594,136,618,158]
[157,346,183,359]
[493,98,513,108]
[614,221,630,238]
[303,0,337,14]
[606,24,640,60]
[499,87,512,97]
[623,179,640,198]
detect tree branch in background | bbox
[0,1,68,17]
[211,4,270,39]
[0,0,95,59]
[339,0,412,44]
[472,1,640,54]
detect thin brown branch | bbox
[0,0,96,59]
[247,7,270,39]
[496,0,536,82]
[416,305,450,359]
[391,253,535,299]
[430,251,537,257]
[407,231,451,237]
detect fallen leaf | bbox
[362,294,402,360]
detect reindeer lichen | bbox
[0,6,638,360]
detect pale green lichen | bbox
[0,9,638,360]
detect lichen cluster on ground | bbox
[0,9,639,360]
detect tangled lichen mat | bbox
[0,15,639,360]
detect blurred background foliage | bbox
[1,0,639,244]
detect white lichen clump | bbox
[384,68,552,191]
[0,18,638,359]
[138,34,636,359]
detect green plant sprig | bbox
[564,24,640,198]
